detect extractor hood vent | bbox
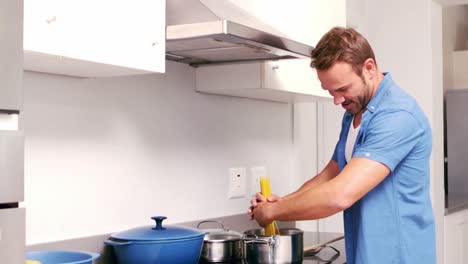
[166,0,313,66]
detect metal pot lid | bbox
[111,216,205,242]
[204,231,242,242]
[197,221,242,242]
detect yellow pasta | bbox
[260,177,279,236]
[26,261,41,264]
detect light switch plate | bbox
[228,167,247,199]
[250,166,267,196]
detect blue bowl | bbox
[26,250,100,264]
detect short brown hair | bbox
[310,27,376,75]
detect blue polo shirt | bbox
[332,73,436,264]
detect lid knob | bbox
[151,216,167,230]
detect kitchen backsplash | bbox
[21,61,297,244]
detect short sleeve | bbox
[353,110,424,171]
[332,112,352,163]
[332,141,339,162]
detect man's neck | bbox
[371,71,385,98]
[354,71,384,128]
[353,111,363,128]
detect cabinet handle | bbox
[46,16,57,24]
[272,65,279,71]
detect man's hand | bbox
[252,201,276,227]
[248,192,280,220]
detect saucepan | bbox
[197,220,243,263]
[243,228,304,264]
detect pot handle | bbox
[151,216,167,230]
[196,220,226,231]
[104,240,132,247]
[242,235,277,246]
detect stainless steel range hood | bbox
[166,0,313,66]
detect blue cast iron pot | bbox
[105,216,205,264]
[26,250,100,264]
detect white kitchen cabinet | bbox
[24,0,166,77]
[0,131,24,204]
[445,209,468,264]
[196,59,331,103]
[0,208,25,263]
[194,0,345,102]
[0,0,23,111]
[453,50,468,88]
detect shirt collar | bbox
[365,72,392,113]
[342,72,392,120]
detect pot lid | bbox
[204,231,242,242]
[197,220,242,242]
[111,216,205,242]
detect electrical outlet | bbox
[250,166,267,196]
[228,168,247,199]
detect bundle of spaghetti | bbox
[260,176,280,236]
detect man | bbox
[249,27,436,264]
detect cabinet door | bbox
[23,0,64,56]
[62,0,165,73]
[0,0,23,111]
[0,208,25,264]
[24,0,166,76]
[0,130,24,203]
[263,59,331,98]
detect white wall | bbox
[231,0,346,46]
[431,4,446,264]
[291,102,318,232]
[315,103,345,233]
[21,61,295,244]
[346,0,368,35]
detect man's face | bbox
[317,62,373,115]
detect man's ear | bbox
[362,58,376,80]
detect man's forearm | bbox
[282,160,339,200]
[270,158,391,222]
[272,180,342,221]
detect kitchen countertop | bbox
[27,215,345,264]
[200,232,346,264]
[302,232,345,264]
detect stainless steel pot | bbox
[198,221,243,263]
[243,228,304,264]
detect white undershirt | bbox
[346,119,360,163]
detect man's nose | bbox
[334,95,345,105]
